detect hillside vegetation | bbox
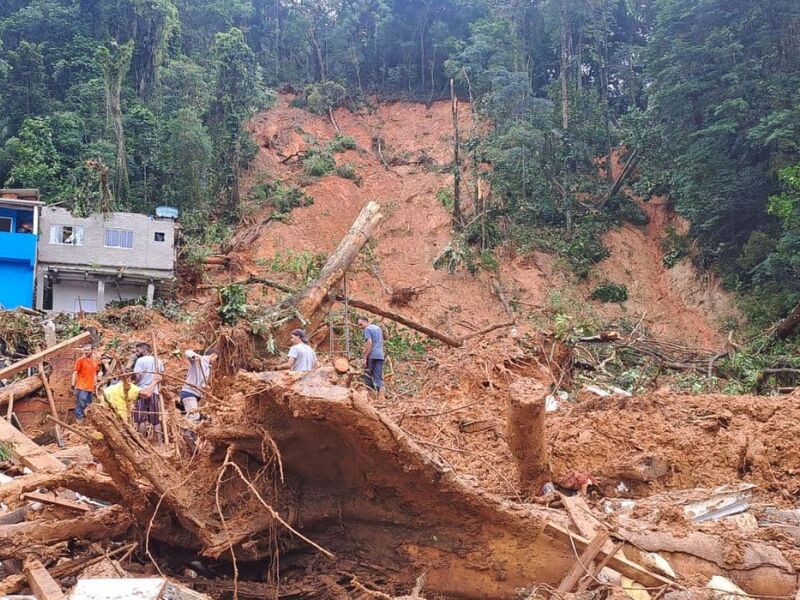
[1,0,799,327]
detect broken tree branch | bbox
[775,300,800,340]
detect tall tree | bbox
[97,40,134,203]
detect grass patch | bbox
[590,282,628,303]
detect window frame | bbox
[104,228,134,249]
[154,231,166,242]
[0,217,12,233]
[49,224,84,246]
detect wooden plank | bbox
[21,491,91,513]
[0,416,66,473]
[25,558,67,600]
[38,363,64,448]
[557,530,610,592]
[544,522,675,589]
[577,541,625,592]
[0,331,91,380]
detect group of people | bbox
[70,313,386,433]
[278,316,386,399]
[71,342,217,444]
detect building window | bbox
[73,298,97,313]
[105,228,134,249]
[0,217,11,233]
[50,225,84,245]
[154,231,165,242]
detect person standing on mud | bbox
[279,329,317,371]
[71,344,100,422]
[358,316,385,400]
[129,342,165,444]
[180,348,218,422]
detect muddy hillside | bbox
[1,95,798,600]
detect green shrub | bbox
[267,250,327,284]
[661,225,689,268]
[302,149,336,177]
[218,284,247,325]
[334,162,360,181]
[479,249,499,272]
[566,236,611,278]
[615,198,649,226]
[436,187,454,211]
[328,133,357,152]
[590,282,629,303]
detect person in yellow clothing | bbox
[102,376,140,420]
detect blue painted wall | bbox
[0,206,37,309]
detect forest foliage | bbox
[1,0,799,323]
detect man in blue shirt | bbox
[358,316,385,400]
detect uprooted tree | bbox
[77,202,797,598]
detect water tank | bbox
[155,206,179,219]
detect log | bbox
[0,467,119,507]
[600,148,640,207]
[0,375,44,407]
[460,320,515,342]
[0,505,132,560]
[25,559,67,600]
[0,416,66,473]
[775,300,800,340]
[0,332,91,380]
[339,297,462,347]
[294,201,382,320]
[506,378,549,491]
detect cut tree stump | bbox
[506,378,548,491]
[24,558,67,600]
[0,416,66,473]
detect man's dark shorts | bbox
[365,358,384,390]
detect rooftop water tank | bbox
[155,206,179,219]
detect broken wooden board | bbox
[21,491,91,513]
[24,559,66,600]
[0,416,65,473]
[0,332,91,380]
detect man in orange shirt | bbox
[72,344,100,421]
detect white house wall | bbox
[51,281,146,313]
[38,207,176,273]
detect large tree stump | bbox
[506,378,549,491]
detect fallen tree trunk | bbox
[246,202,383,345]
[0,505,132,560]
[0,375,44,407]
[295,201,382,319]
[0,467,119,507]
[775,300,800,339]
[339,296,463,347]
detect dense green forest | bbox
[1,0,799,323]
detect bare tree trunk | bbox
[450,79,463,230]
[559,0,570,130]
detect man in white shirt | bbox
[129,342,165,444]
[279,329,317,371]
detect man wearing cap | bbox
[279,329,317,371]
[71,344,100,421]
